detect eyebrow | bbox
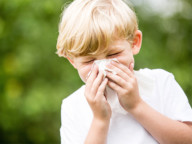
[108,45,123,52]
[111,45,123,49]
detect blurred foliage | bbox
[0,0,191,143]
[134,0,192,106]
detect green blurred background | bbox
[0,0,191,143]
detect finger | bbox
[106,71,127,88]
[129,62,134,72]
[107,80,124,95]
[106,63,130,81]
[96,78,108,99]
[86,63,95,80]
[110,60,133,77]
[91,71,104,97]
[86,64,98,88]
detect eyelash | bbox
[108,52,120,57]
[83,52,120,63]
[84,59,94,64]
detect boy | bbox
[56,0,192,143]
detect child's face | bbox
[70,39,138,83]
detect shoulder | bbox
[60,85,92,143]
[135,68,176,91]
[137,68,174,80]
[61,85,86,111]
[60,84,92,126]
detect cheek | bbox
[117,54,134,68]
[77,65,92,83]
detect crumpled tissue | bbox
[94,59,127,115]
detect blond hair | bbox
[56,0,138,58]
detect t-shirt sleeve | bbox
[60,99,84,144]
[163,73,192,122]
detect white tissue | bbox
[94,59,117,76]
[94,59,127,115]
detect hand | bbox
[106,61,142,112]
[85,65,111,121]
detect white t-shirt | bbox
[60,68,192,144]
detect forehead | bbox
[109,40,130,49]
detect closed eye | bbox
[84,59,95,64]
[108,52,120,57]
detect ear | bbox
[131,30,142,55]
[67,57,77,69]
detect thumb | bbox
[129,62,134,72]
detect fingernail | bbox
[112,58,119,63]
[86,71,91,80]
[131,63,134,68]
[86,63,95,80]
[129,62,134,71]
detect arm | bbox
[84,65,111,144]
[85,118,110,144]
[106,61,192,144]
[130,100,192,144]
